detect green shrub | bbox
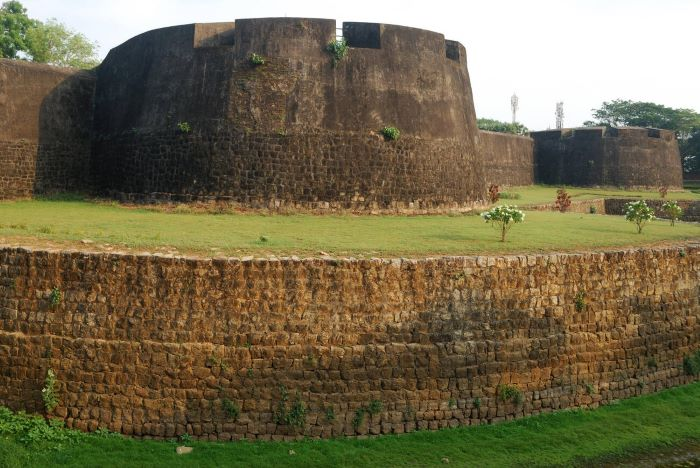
[589,205,597,214]
[662,200,683,226]
[352,408,366,431]
[324,406,335,422]
[683,350,700,376]
[0,406,82,449]
[380,126,401,141]
[481,205,525,242]
[625,200,655,233]
[367,399,383,416]
[574,291,586,312]
[325,39,348,67]
[273,386,306,428]
[49,287,61,307]
[176,121,191,133]
[498,384,523,405]
[249,53,265,66]
[222,399,239,420]
[42,369,59,414]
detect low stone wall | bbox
[479,131,534,186]
[605,199,700,222]
[0,244,698,440]
[523,198,606,214]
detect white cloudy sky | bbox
[20,0,700,130]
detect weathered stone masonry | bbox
[0,244,698,439]
[0,59,95,199]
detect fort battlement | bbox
[87,18,484,209]
[0,18,686,204]
[531,126,683,188]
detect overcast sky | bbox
[20,0,700,131]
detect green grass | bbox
[0,199,697,257]
[1,382,699,467]
[495,184,700,206]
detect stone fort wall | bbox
[89,19,485,210]
[0,244,698,439]
[0,59,95,199]
[532,127,684,188]
[0,20,688,203]
[479,131,535,186]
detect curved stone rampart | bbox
[0,244,698,439]
[89,18,484,209]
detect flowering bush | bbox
[624,200,655,233]
[662,200,683,226]
[481,205,525,242]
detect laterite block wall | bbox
[479,131,534,186]
[0,244,698,440]
[0,59,95,199]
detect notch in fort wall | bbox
[342,22,382,49]
[445,40,461,61]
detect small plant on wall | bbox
[662,200,683,226]
[325,39,348,67]
[176,121,191,133]
[481,205,525,242]
[497,384,523,405]
[625,200,655,233]
[380,126,401,141]
[49,287,61,307]
[249,52,265,66]
[42,369,59,414]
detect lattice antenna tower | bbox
[510,93,519,124]
[555,101,564,129]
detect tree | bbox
[624,200,655,234]
[26,18,99,68]
[477,118,529,135]
[0,0,36,58]
[661,201,683,227]
[481,205,525,242]
[681,132,700,174]
[586,100,700,174]
[0,1,99,68]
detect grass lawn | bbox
[496,184,700,206]
[0,198,698,257]
[1,382,699,467]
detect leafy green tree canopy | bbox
[584,99,700,138]
[26,18,99,68]
[0,0,35,58]
[1,1,99,68]
[477,118,529,135]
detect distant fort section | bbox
[0,18,687,205]
[90,18,485,210]
[531,127,683,188]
